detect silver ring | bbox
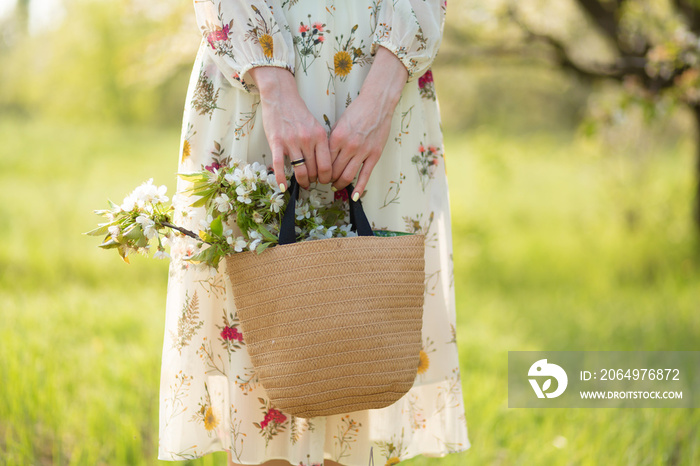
[290,158,306,167]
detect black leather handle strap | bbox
[278,175,373,245]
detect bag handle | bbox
[278,174,373,245]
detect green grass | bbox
[1,117,698,465]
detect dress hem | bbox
[157,443,472,464]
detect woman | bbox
[158,1,469,465]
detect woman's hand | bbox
[248,66,332,191]
[329,46,409,200]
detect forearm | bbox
[359,45,409,111]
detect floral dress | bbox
[158,1,470,464]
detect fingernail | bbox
[279,183,287,192]
[331,186,337,192]
[352,192,360,202]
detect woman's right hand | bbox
[248,66,331,191]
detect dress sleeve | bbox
[369,0,447,82]
[193,0,295,94]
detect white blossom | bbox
[214,193,233,213]
[120,194,137,212]
[224,173,237,185]
[248,230,263,251]
[199,214,214,231]
[108,225,121,238]
[120,178,168,212]
[270,193,284,213]
[227,168,244,185]
[339,224,355,236]
[250,161,267,178]
[295,203,311,220]
[133,178,169,204]
[308,191,324,209]
[266,173,279,191]
[136,215,157,239]
[236,185,253,204]
[231,236,248,252]
[154,249,171,260]
[240,165,257,190]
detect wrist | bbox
[248,66,296,99]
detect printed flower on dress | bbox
[170,290,205,354]
[191,382,220,436]
[245,5,282,59]
[333,188,349,202]
[217,309,245,354]
[221,326,243,342]
[199,3,235,60]
[204,406,219,431]
[401,211,438,248]
[181,122,196,163]
[417,337,437,376]
[334,50,353,77]
[293,16,329,74]
[327,24,371,93]
[418,69,436,101]
[411,141,442,191]
[254,398,289,447]
[376,428,407,466]
[332,415,362,462]
[192,65,224,118]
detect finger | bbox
[301,143,318,184]
[352,155,379,201]
[306,125,330,184]
[271,142,287,192]
[289,150,310,189]
[330,148,351,184]
[333,155,364,191]
[315,137,332,184]
[329,128,342,166]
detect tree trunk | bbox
[15,0,30,37]
[693,103,700,231]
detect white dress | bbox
[157,1,470,464]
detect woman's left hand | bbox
[329,46,408,200]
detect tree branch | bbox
[672,0,700,34]
[575,0,621,40]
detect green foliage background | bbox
[1,0,699,464]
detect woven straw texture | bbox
[224,234,426,418]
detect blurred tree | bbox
[15,0,29,37]
[444,0,700,229]
[0,0,197,126]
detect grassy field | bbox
[1,117,698,465]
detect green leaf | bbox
[210,215,224,236]
[256,225,278,242]
[98,237,121,249]
[190,197,209,208]
[135,233,149,248]
[256,242,273,254]
[185,249,208,264]
[124,224,143,240]
[177,172,204,182]
[84,224,110,236]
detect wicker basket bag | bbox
[224,176,425,418]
